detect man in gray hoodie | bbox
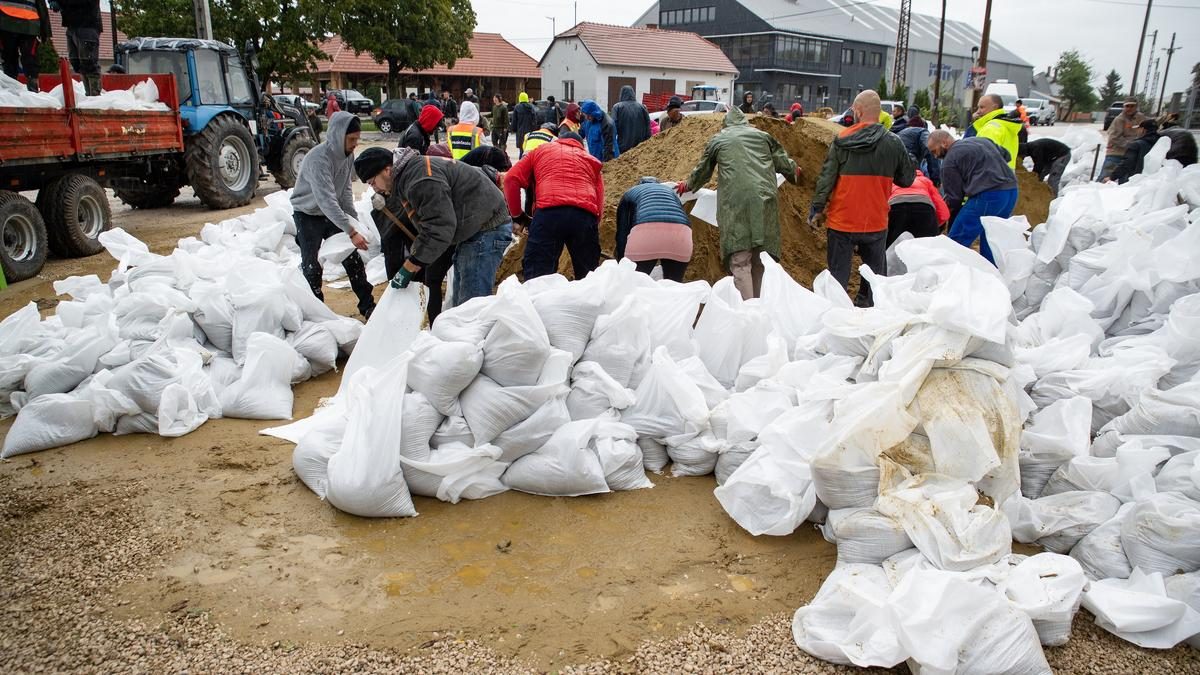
[289,111,375,319]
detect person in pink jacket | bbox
[886,169,949,246]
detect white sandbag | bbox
[1070,502,1136,582]
[1042,444,1171,501]
[218,333,297,420]
[565,361,635,420]
[811,463,881,510]
[1165,571,1200,648]
[1022,395,1093,459]
[77,372,141,433]
[733,333,790,392]
[1019,453,1069,500]
[1004,491,1122,554]
[291,408,347,499]
[23,325,116,399]
[580,296,651,389]
[429,294,496,345]
[1082,567,1200,649]
[491,395,571,463]
[638,437,669,473]
[1,394,96,458]
[287,322,339,377]
[714,444,755,485]
[821,508,912,566]
[192,286,235,353]
[638,280,709,359]
[715,441,817,536]
[227,262,299,364]
[1102,380,1200,440]
[760,253,837,348]
[502,419,611,497]
[106,351,181,413]
[591,421,653,491]
[325,354,417,518]
[406,333,484,417]
[1155,451,1200,501]
[666,429,722,477]
[691,277,769,388]
[530,283,604,362]
[676,355,730,410]
[431,415,475,448]
[157,384,207,437]
[339,286,425,397]
[480,278,551,386]
[1000,552,1088,646]
[1120,492,1200,576]
[791,564,906,669]
[398,442,508,504]
[621,346,709,441]
[719,386,794,446]
[459,376,565,445]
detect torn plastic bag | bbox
[219,333,297,420]
[287,322,339,378]
[1,394,96,458]
[821,508,912,566]
[459,376,565,445]
[407,333,484,417]
[291,406,347,499]
[1082,567,1200,649]
[581,296,651,389]
[325,353,417,518]
[481,278,552,387]
[566,361,636,420]
[1070,502,1136,581]
[791,564,906,669]
[502,419,611,497]
[530,282,604,362]
[1155,451,1200,501]
[715,437,818,536]
[1120,492,1200,576]
[621,347,709,441]
[1003,491,1122,554]
[491,395,571,463]
[1000,552,1088,646]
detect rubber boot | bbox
[83,73,101,97]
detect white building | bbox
[539,22,739,111]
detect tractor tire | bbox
[0,191,49,283]
[42,174,111,258]
[185,114,259,209]
[272,133,317,190]
[114,182,181,210]
[377,118,393,134]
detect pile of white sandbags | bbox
[0,190,378,458]
[0,72,169,111]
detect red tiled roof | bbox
[47,11,128,62]
[314,33,540,79]
[545,22,737,74]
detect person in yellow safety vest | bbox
[521,123,557,155]
[448,100,485,160]
[0,0,51,92]
[968,93,1022,171]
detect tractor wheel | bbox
[0,191,49,283]
[272,133,317,190]
[377,118,393,134]
[185,114,259,209]
[114,181,180,210]
[42,174,111,257]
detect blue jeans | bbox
[452,220,513,306]
[948,187,1018,266]
[1099,154,1122,181]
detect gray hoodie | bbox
[290,111,358,233]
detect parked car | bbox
[274,94,318,116]
[1102,102,1126,131]
[321,89,373,115]
[371,98,420,134]
[649,98,729,123]
[1022,98,1055,126]
[983,79,1020,112]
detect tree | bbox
[892,83,909,105]
[337,0,476,100]
[1055,49,1097,119]
[913,88,932,115]
[1097,69,1123,108]
[876,75,890,98]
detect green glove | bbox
[390,266,415,289]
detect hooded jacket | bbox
[1024,138,1071,179]
[512,92,538,144]
[970,108,1022,170]
[739,92,755,114]
[504,137,603,219]
[290,111,359,234]
[562,102,582,134]
[611,85,651,154]
[682,107,798,263]
[580,99,619,162]
[812,120,915,234]
[889,170,949,224]
[786,103,804,123]
[389,155,509,267]
[400,105,443,154]
[1112,131,1161,184]
[616,178,689,259]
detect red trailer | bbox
[0,60,183,283]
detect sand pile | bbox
[496,114,1054,286]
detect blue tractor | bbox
[113,38,317,209]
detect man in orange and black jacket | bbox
[810,89,914,307]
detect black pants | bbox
[382,234,453,323]
[491,128,508,149]
[522,206,600,280]
[294,211,376,318]
[67,27,100,95]
[886,202,941,247]
[0,33,38,91]
[635,259,688,282]
[826,228,886,308]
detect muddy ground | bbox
[1,152,1197,674]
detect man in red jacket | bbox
[504,131,604,280]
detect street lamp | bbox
[547,16,556,37]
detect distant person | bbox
[504,132,604,280]
[760,102,779,118]
[889,104,909,133]
[677,106,800,300]
[325,91,340,114]
[1110,119,1161,184]
[786,102,804,123]
[739,91,755,114]
[400,104,443,155]
[290,112,375,319]
[490,93,509,149]
[540,95,564,126]
[928,129,1018,266]
[1021,137,1071,196]
[522,122,557,155]
[441,90,459,125]
[512,91,538,158]
[659,97,685,133]
[0,0,50,92]
[966,93,1022,171]
[462,87,478,104]
[617,177,692,282]
[448,101,485,160]
[887,169,949,247]
[611,85,651,154]
[1014,99,1030,129]
[580,99,619,162]
[422,95,444,143]
[1101,98,1146,180]
[898,123,938,186]
[810,90,915,307]
[904,105,926,131]
[52,0,100,95]
[561,102,582,135]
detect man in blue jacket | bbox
[580,99,619,162]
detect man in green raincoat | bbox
[677,107,801,300]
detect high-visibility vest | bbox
[0,0,39,22]
[448,123,482,160]
[522,129,554,154]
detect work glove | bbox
[371,193,385,210]
[808,205,824,229]
[674,181,689,196]
[390,266,415,290]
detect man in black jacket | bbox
[511,91,537,158]
[1021,138,1071,196]
[1111,119,1160,184]
[611,85,650,154]
[440,90,458,125]
[50,0,100,95]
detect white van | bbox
[1022,98,1056,126]
[983,80,1020,113]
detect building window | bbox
[869,52,883,68]
[841,48,854,65]
[858,50,867,65]
[563,80,574,101]
[838,87,851,108]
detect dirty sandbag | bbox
[107,351,181,413]
[1042,444,1171,501]
[1003,491,1122,554]
[821,508,912,566]
[791,564,906,669]
[1,394,96,458]
[1000,552,1088,646]
[492,395,571,463]
[1155,451,1200,501]
[1082,567,1200,649]
[399,442,508,504]
[220,333,298,420]
[566,361,636,420]
[887,568,1051,675]
[714,444,755,486]
[325,354,417,518]
[502,419,610,497]
[114,411,159,435]
[582,296,652,389]
[292,406,347,499]
[480,278,551,387]
[407,333,484,417]
[734,333,790,392]
[622,346,709,441]
[1120,492,1200,576]
[638,437,669,473]
[430,294,496,345]
[666,429,722,477]
[591,420,653,491]
[339,285,425,397]
[287,322,339,378]
[715,439,818,536]
[1070,502,1136,581]
[459,375,565,445]
[431,415,475,448]
[531,283,604,362]
[692,277,769,388]
[1102,380,1200,440]
[1019,454,1069,500]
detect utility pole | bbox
[1143,30,1158,99]
[931,0,946,123]
[892,0,912,91]
[110,0,119,63]
[193,0,213,40]
[1150,55,1161,110]
[971,0,993,111]
[1157,32,1179,115]
[1130,0,1153,96]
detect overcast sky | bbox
[471,0,1200,100]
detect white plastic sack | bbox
[481,278,552,387]
[1,394,96,458]
[1120,492,1200,576]
[1004,491,1122,554]
[1082,567,1200,649]
[715,440,817,536]
[621,347,709,441]
[219,333,297,420]
[821,508,912,566]
[459,376,565,445]
[407,333,484,417]
[291,407,347,499]
[791,564,906,668]
[530,282,604,362]
[1000,552,1088,646]
[502,419,611,497]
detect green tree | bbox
[36,38,61,78]
[1097,69,1123,108]
[337,0,475,100]
[1055,49,1097,119]
[891,83,909,105]
[912,88,931,115]
[876,75,889,98]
